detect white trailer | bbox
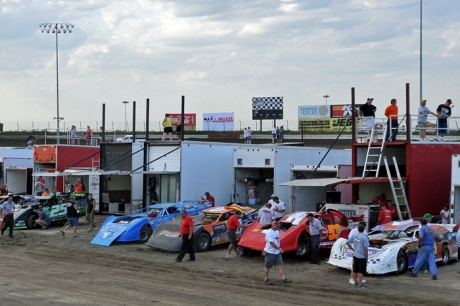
[3,157,33,194]
[450,154,460,223]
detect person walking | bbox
[226,210,247,258]
[162,114,173,141]
[307,213,322,264]
[346,224,370,289]
[86,193,96,231]
[1,195,15,238]
[263,221,292,285]
[435,99,452,141]
[35,208,51,230]
[60,196,80,238]
[408,219,438,280]
[176,210,195,262]
[384,99,398,141]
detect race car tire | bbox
[297,239,310,257]
[396,250,408,274]
[195,232,211,252]
[441,245,450,265]
[139,225,153,243]
[26,214,38,229]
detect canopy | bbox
[278,177,400,187]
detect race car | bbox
[91,201,212,247]
[146,204,258,252]
[328,220,459,274]
[237,209,348,257]
[11,193,87,229]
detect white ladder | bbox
[384,156,412,220]
[362,125,388,178]
[92,158,100,170]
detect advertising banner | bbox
[168,113,196,127]
[298,118,353,132]
[331,104,361,118]
[298,105,330,119]
[203,112,234,131]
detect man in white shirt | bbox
[272,197,285,220]
[263,221,292,286]
[258,202,274,224]
[271,126,277,143]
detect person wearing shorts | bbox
[246,127,252,144]
[60,196,80,238]
[263,221,292,285]
[347,224,369,289]
[418,100,437,141]
[226,210,247,258]
[162,114,173,141]
[435,99,452,141]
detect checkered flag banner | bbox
[252,97,283,120]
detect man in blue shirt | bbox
[409,219,438,280]
[1,195,16,238]
[307,213,323,265]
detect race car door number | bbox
[50,203,67,218]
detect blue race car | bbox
[91,201,212,246]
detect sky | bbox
[1,0,459,131]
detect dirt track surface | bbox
[1,216,459,306]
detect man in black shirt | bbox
[86,193,96,231]
[435,99,452,141]
[60,196,80,238]
[358,98,377,142]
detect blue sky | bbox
[1,0,459,130]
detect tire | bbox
[441,245,450,265]
[396,250,408,274]
[195,232,211,252]
[26,214,38,229]
[139,225,152,243]
[297,239,311,257]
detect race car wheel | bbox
[396,251,408,274]
[441,245,450,265]
[26,214,38,229]
[139,225,153,243]
[297,239,310,257]
[195,232,211,252]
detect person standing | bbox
[384,99,398,141]
[387,200,398,221]
[60,196,80,238]
[278,126,284,143]
[435,99,452,141]
[346,224,369,289]
[272,197,285,220]
[35,208,51,230]
[246,180,259,205]
[176,116,182,141]
[246,127,252,144]
[409,219,438,280]
[176,210,195,262]
[358,98,377,142]
[243,128,248,144]
[0,183,8,196]
[86,126,92,146]
[348,221,368,285]
[257,202,274,224]
[307,213,322,265]
[27,135,36,148]
[34,177,45,196]
[271,126,277,144]
[162,114,173,141]
[440,205,449,224]
[456,217,460,272]
[86,193,96,231]
[263,221,292,285]
[74,178,83,194]
[70,125,77,145]
[418,100,438,141]
[337,215,350,239]
[1,195,15,238]
[226,210,247,258]
[377,202,392,225]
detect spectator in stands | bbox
[358,98,377,142]
[86,126,92,145]
[70,125,77,145]
[418,100,438,142]
[435,99,452,141]
[384,99,399,141]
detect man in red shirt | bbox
[226,210,247,258]
[204,192,215,207]
[387,200,398,220]
[176,210,195,262]
[378,203,393,225]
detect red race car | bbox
[238,209,356,257]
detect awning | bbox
[130,171,180,175]
[32,171,61,177]
[278,177,405,187]
[63,168,102,176]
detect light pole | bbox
[40,23,74,144]
[122,101,129,132]
[420,0,423,103]
[323,95,330,105]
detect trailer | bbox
[2,157,33,194]
[450,154,460,223]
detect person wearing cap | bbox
[409,219,438,280]
[272,197,285,220]
[358,98,377,142]
[258,202,274,224]
[263,221,292,285]
[418,100,438,141]
[435,99,452,141]
[60,196,80,238]
[246,180,259,205]
[307,213,323,265]
[384,99,398,141]
[419,213,433,274]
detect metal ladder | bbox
[384,156,412,220]
[362,125,387,178]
